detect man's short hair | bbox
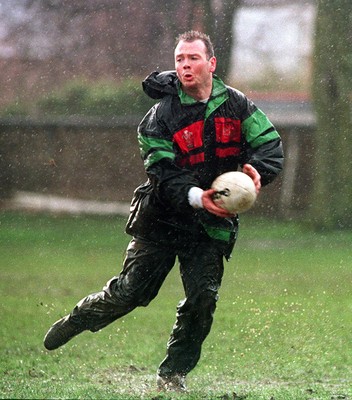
[175,31,215,60]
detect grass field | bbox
[0,211,351,400]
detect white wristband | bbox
[188,187,204,209]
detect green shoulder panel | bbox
[242,108,280,148]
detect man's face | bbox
[174,39,216,94]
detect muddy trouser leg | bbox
[69,237,176,332]
[157,238,224,378]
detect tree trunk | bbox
[311,0,352,229]
[212,0,241,80]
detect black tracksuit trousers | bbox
[69,234,225,377]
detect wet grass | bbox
[0,211,351,399]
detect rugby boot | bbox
[43,315,85,350]
[156,373,187,392]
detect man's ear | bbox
[209,56,217,73]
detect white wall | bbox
[231,3,316,84]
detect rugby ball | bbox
[211,171,257,214]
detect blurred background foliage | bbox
[0,0,313,116]
[8,79,157,117]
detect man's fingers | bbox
[243,164,261,193]
[202,189,235,218]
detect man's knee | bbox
[197,288,219,312]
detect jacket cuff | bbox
[188,187,204,209]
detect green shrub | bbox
[36,79,156,117]
[1,99,30,117]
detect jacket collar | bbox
[178,74,228,105]
[142,71,229,119]
[178,75,229,120]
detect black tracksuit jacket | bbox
[126,71,284,255]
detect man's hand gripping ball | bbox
[202,164,261,218]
